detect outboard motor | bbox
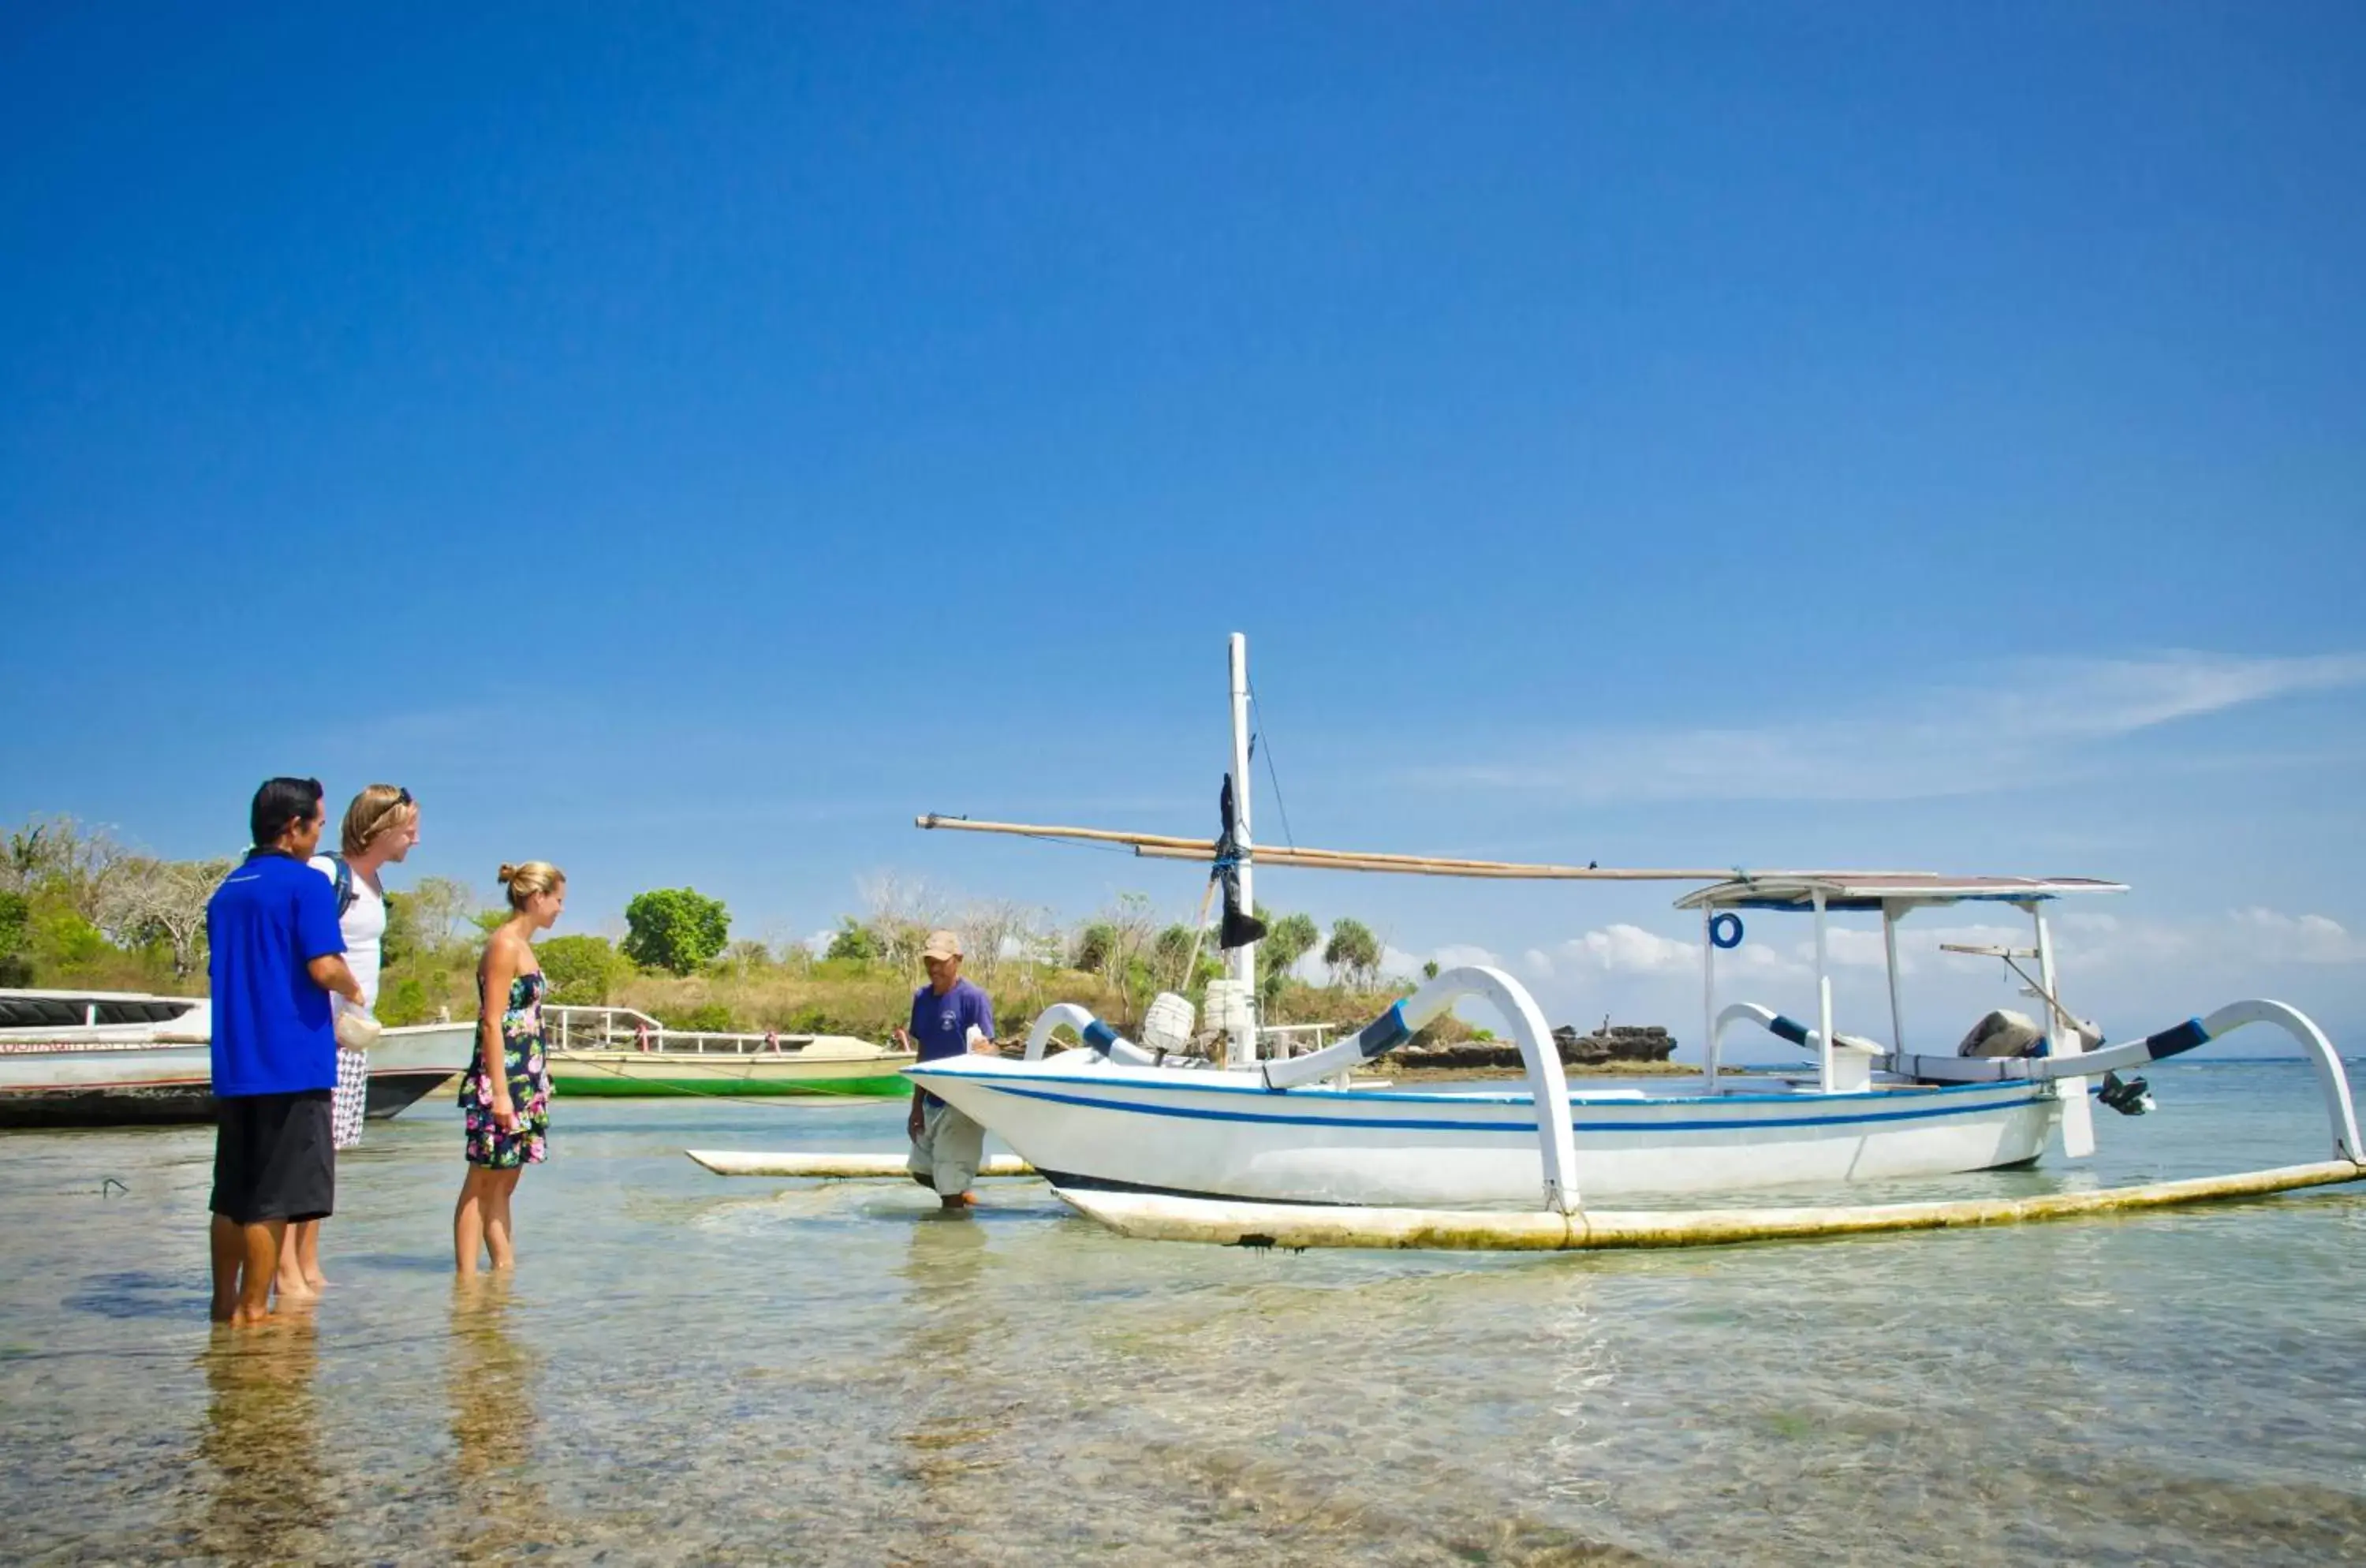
[2099,1070,2155,1116]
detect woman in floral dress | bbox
[454,860,565,1274]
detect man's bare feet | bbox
[939,1191,977,1209]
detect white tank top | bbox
[310,855,388,1012]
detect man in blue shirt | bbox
[206,777,361,1326]
[895,928,996,1208]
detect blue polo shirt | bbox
[207,849,345,1097]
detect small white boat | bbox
[0,989,473,1128]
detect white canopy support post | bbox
[1883,904,1905,1058]
[1812,887,1835,1092]
[1226,633,1257,1067]
[1702,903,1719,1093]
[2035,902,2096,1158]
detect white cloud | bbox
[2229,909,2366,965]
[1560,923,1698,975]
[1480,902,2366,1065]
[1411,650,2366,804]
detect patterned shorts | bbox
[331,1046,369,1149]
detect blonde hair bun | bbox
[497,860,565,909]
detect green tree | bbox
[1257,912,1319,999]
[1070,920,1118,974]
[405,875,478,954]
[1268,908,1325,969]
[93,856,230,977]
[1323,917,1382,989]
[825,918,883,963]
[1422,959,1439,980]
[622,887,731,976]
[379,976,435,1027]
[381,890,419,969]
[1152,922,1227,994]
[35,908,113,973]
[0,890,30,986]
[539,934,625,1004]
[718,939,774,975]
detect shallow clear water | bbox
[3,1062,2362,1565]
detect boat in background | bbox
[0,988,472,1129]
[544,1006,914,1097]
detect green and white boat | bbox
[543,1006,914,1099]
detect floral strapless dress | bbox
[461,971,551,1167]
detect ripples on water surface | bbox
[3,1061,2363,1564]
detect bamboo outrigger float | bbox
[697,633,2366,1249]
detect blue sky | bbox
[5,3,2363,1053]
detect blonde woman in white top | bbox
[276,784,419,1299]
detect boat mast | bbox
[1226,633,1258,1066]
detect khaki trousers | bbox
[907,1098,986,1196]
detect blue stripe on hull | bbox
[961,1081,2046,1137]
[909,1066,2031,1109]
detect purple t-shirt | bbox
[909,978,995,1062]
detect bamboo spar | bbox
[916,813,1737,881]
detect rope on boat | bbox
[1052,1159,2366,1251]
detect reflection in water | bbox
[10,1081,2366,1563]
[195,1320,327,1562]
[446,1275,547,1555]
[894,1215,1018,1536]
[1539,1271,1620,1508]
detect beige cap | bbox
[920,928,963,961]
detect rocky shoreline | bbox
[1392,1023,1679,1073]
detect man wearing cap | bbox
[894,929,997,1208]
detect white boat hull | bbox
[0,1022,476,1127]
[908,1055,2059,1206]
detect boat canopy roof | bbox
[1676,874,2127,913]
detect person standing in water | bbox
[454,861,563,1274]
[276,784,420,1300]
[895,929,998,1208]
[206,778,361,1325]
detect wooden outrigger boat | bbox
[702,634,2366,1248]
[544,1006,913,1098]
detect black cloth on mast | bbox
[1216,775,1267,950]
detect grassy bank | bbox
[598,962,1478,1047]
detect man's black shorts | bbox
[210,1089,334,1225]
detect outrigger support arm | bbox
[1713,1002,1886,1061]
[1899,999,2363,1161]
[1023,1003,1157,1066]
[1263,965,1582,1215]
